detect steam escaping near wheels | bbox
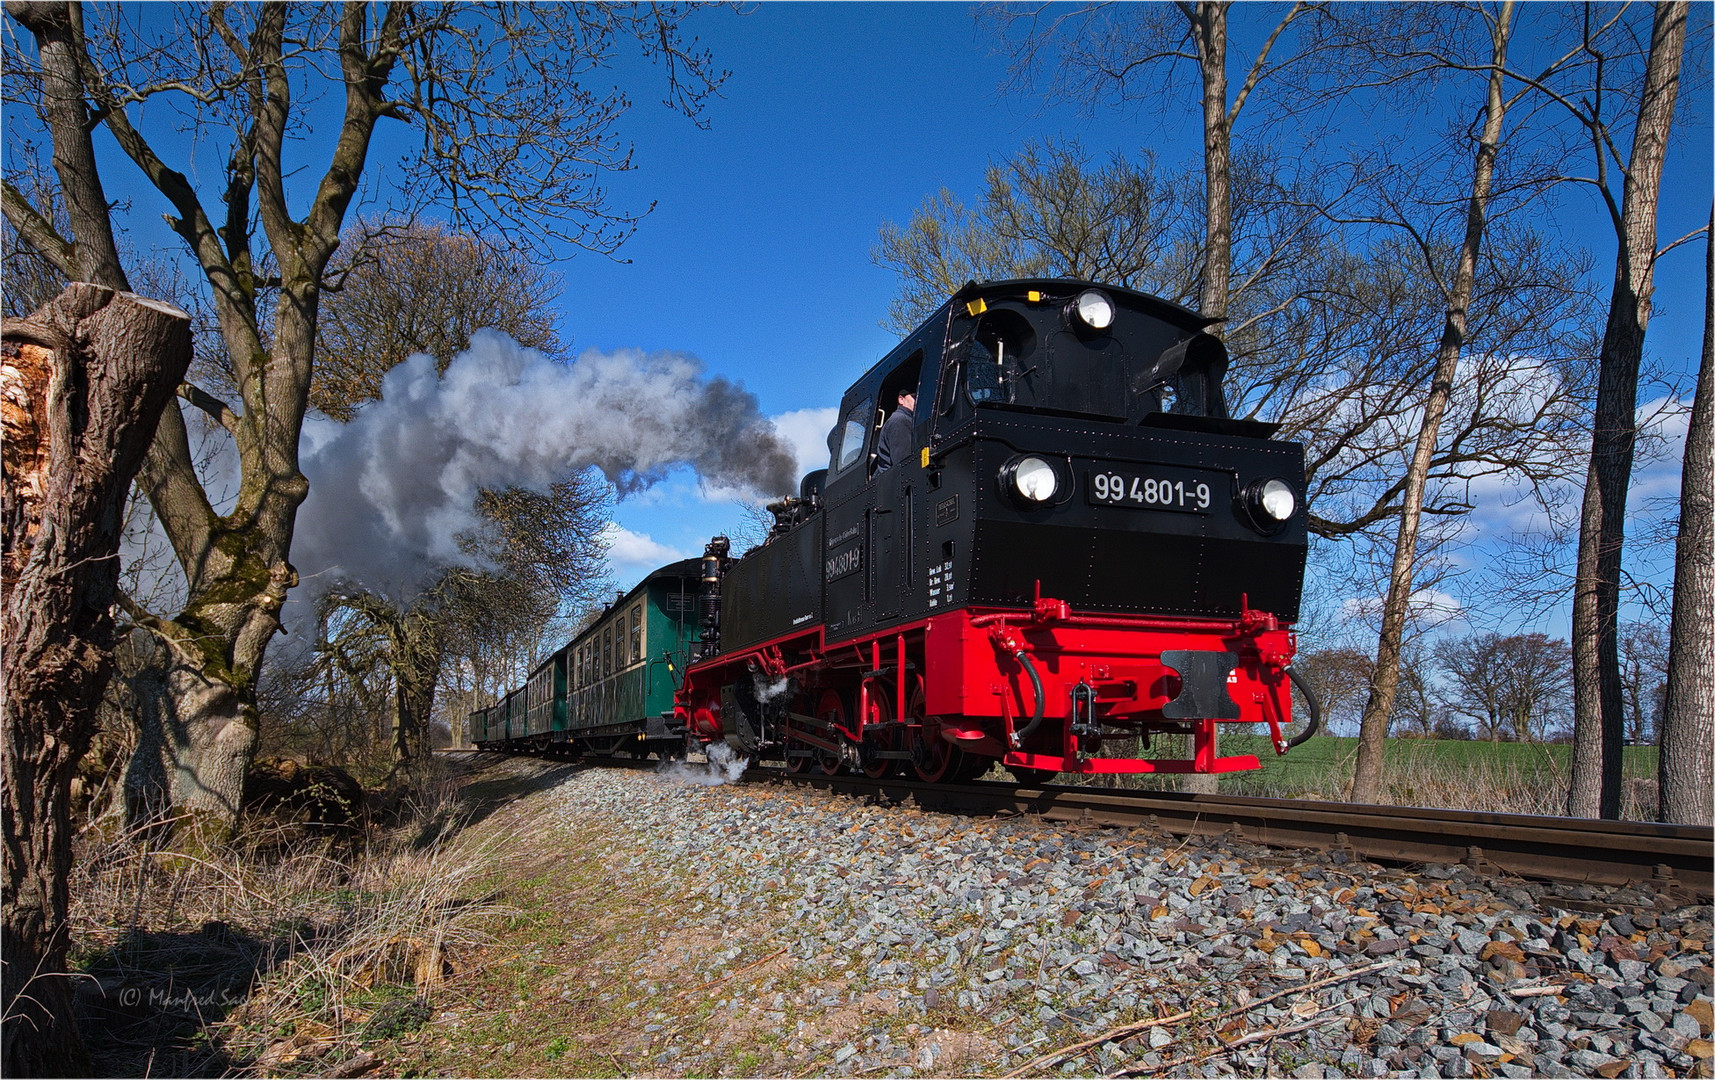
[658,741,749,787]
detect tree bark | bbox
[1192,1,1233,327]
[1,284,191,1077]
[389,613,443,765]
[1180,0,1232,797]
[1657,203,1714,825]
[1349,1,1514,805]
[6,3,405,839]
[1567,0,1687,819]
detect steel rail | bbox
[746,767,1713,899]
[465,749,1710,898]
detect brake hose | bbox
[1284,666,1322,749]
[1010,649,1046,747]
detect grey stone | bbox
[1462,1041,1505,1064]
[1568,1049,1619,1071]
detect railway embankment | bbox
[385,754,1714,1079]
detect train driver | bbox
[874,389,916,473]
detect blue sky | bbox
[16,3,1707,637]
[552,3,1214,578]
[537,3,1711,624]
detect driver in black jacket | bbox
[874,390,916,473]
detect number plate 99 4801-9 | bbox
[1087,466,1218,512]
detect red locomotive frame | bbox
[675,583,1300,781]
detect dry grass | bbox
[67,757,521,1077]
[1063,733,1662,820]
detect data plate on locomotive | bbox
[1086,465,1217,512]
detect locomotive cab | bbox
[680,279,1317,781]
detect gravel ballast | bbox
[547,762,1714,1078]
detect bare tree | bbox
[1346,1,1524,803]
[3,2,724,837]
[1392,645,1439,738]
[1289,646,1372,734]
[1567,0,1692,819]
[2,284,191,1076]
[283,223,608,769]
[1658,203,1714,825]
[1618,621,1669,745]
[314,475,610,769]
[313,223,565,420]
[993,2,1339,326]
[1435,632,1571,743]
[874,139,1199,333]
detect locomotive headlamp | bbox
[1259,479,1296,521]
[1250,478,1297,523]
[1005,456,1060,503]
[1070,289,1115,332]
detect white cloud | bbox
[1339,587,1464,628]
[599,523,688,576]
[769,406,839,478]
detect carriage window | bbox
[603,626,613,676]
[832,397,873,474]
[630,604,643,662]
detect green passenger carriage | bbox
[469,559,702,755]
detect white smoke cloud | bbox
[657,741,750,786]
[292,331,798,599]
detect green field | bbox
[1062,733,1661,819]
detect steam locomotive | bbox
[471,279,1318,782]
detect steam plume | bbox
[658,741,750,786]
[293,330,798,598]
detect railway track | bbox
[742,767,1714,901]
[466,749,1712,900]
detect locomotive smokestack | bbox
[699,535,730,659]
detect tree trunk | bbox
[1567,1,1687,819]
[1349,2,1513,805]
[1193,1,1232,327]
[1179,1,1232,797]
[122,646,257,838]
[390,635,442,765]
[2,284,191,1077]
[1658,203,1714,825]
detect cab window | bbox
[831,397,873,475]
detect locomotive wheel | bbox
[782,697,812,775]
[860,683,896,779]
[907,683,966,784]
[814,689,848,776]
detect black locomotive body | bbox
[678,279,1315,782]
